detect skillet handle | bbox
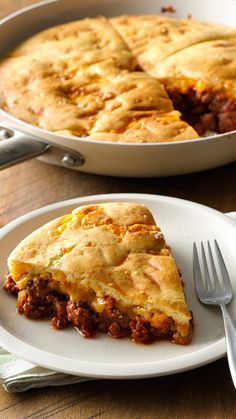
[0,127,50,170]
[0,125,85,170]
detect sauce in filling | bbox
[167,87,236,135]
[3,274,192,345]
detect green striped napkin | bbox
[0,348,90,392]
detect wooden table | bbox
[1,1,236,417]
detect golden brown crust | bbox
[3,14,235,141]
[112,15,236,74]
[57,110,198,143]
[0,16,198,142]
[112,16,236,102]
[8,202,192,330]
[155,39,236,97]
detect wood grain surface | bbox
[1,1,236,418]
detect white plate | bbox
[0,193,236,379]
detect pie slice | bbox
[0,16,198,142]
[4,202,193,345]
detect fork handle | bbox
[221,304,236,388]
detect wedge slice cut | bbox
[4,202,193,345]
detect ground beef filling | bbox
[3,275,190,344]
[168,88,236,135]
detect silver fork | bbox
[193,240,236,388]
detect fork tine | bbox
[193,242,205,293]
[207,241,221,289]
[214,240,232,291]
[201,242,211,290]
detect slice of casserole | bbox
[4,202,193,345]
[0,17,198,142]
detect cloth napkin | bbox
[1,212,235,392]
[0,348,91,392]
